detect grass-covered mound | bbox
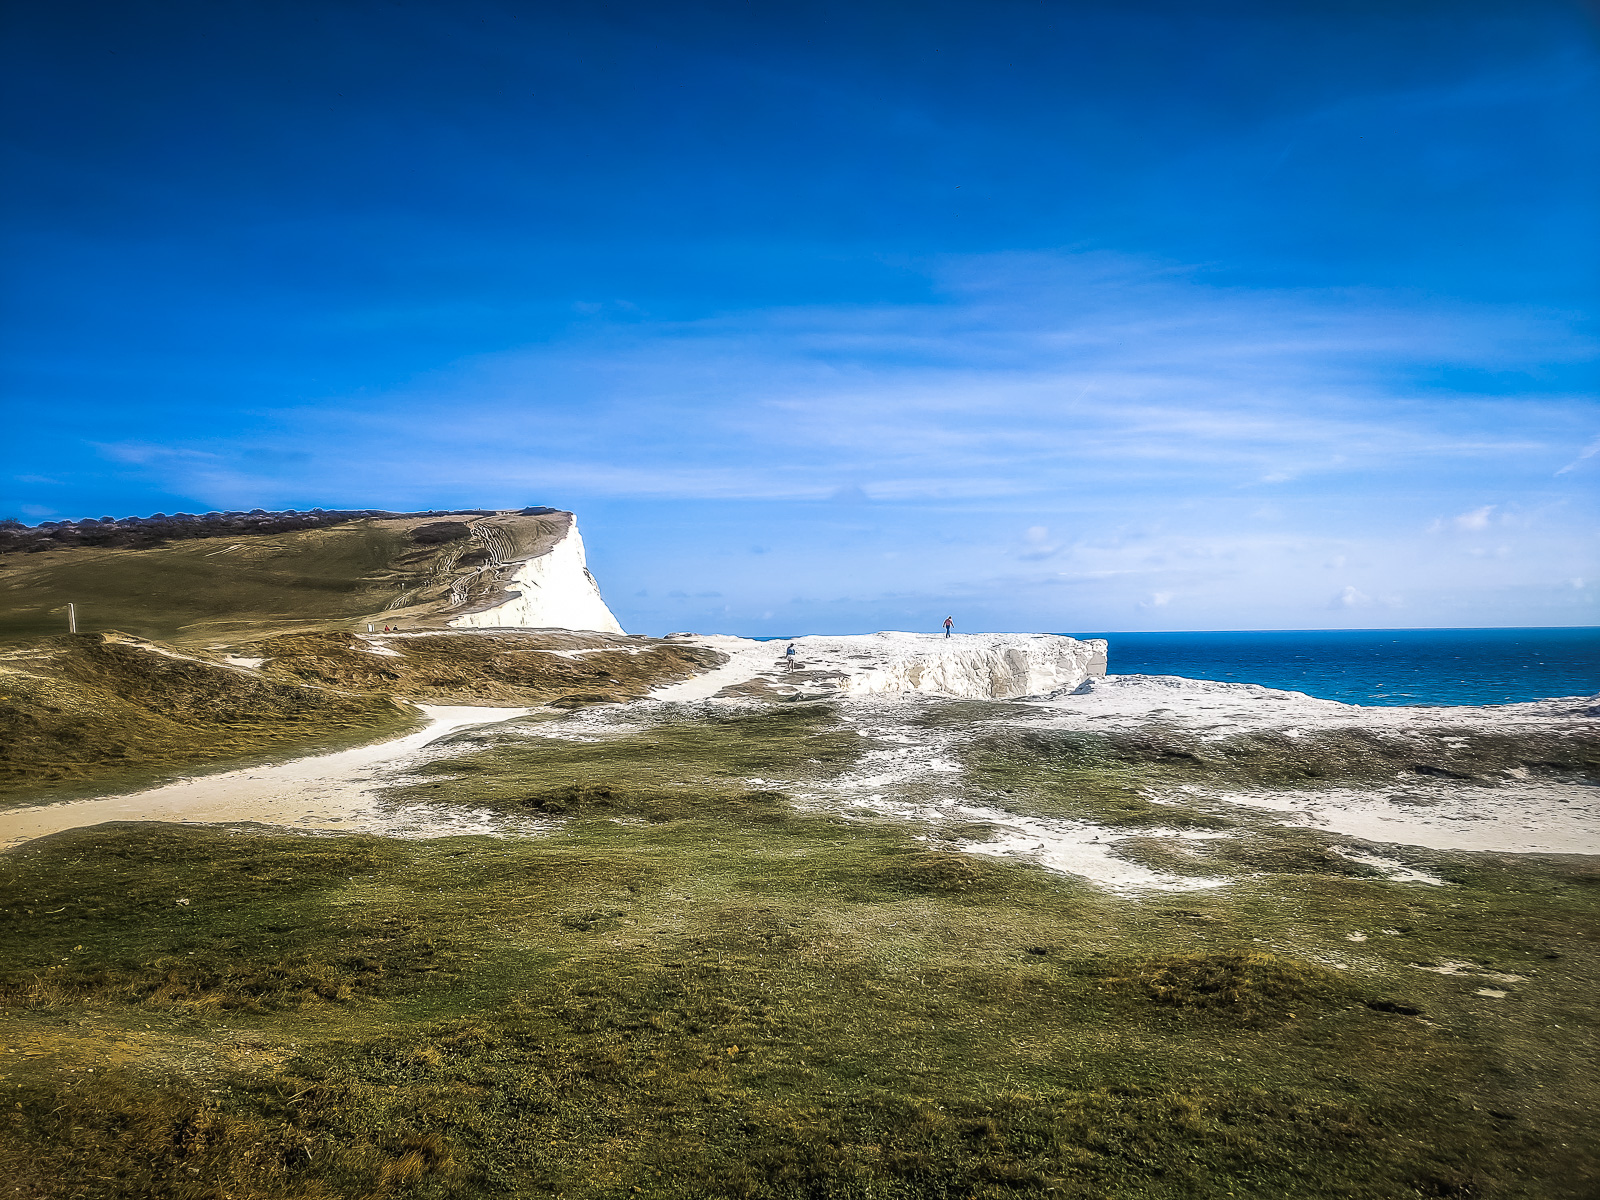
[388,703,860,817]
[247,630,721,708]
[0,508,593,645]
[0,633,412,801]
[964,723,1600,825]
[1102,950,1350,1020]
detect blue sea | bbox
[1067,627,1600,708]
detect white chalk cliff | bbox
[448,513,624,634]
[653,632,1108,702]
[836,632,1108,700]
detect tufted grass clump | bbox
[512,781,792,824]
[876,849,1014,895]
[1102,951,1348,1021]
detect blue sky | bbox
[2,0,1596,635]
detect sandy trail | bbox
[650,636,782,701]
[1026,676,1600,855]
[1199,779,1600,854]
[0,705,535,849]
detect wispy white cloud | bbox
[1016,523,1064,561]
[92,442,219,466]
[1555,435,1600,475]
[107,251,1595,512]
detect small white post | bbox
[67,602,77,634]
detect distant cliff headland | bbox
[0,506,561,555]
[0,506,619,642]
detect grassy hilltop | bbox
[0,508,574,645]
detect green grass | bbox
[962,722,1600,813]
[1,697,1595,1199]
[0,633,417,804]
[386,704,864,819]
[0,521,428,645]
[246,630,722,709]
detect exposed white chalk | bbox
[448,517,624,634]
[650,631,1107,702]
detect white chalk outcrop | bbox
[836,632,1107,700]
[652,631,1107,702]
[448,514,624,634]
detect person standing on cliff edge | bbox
[943,616,954,638]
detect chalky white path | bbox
[1203,780,1600,855]
[0,705,534,849]
[1030,676,1600,855]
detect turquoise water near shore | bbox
[1068,627,1600,707]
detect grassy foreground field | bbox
[1,705,1594,1199]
